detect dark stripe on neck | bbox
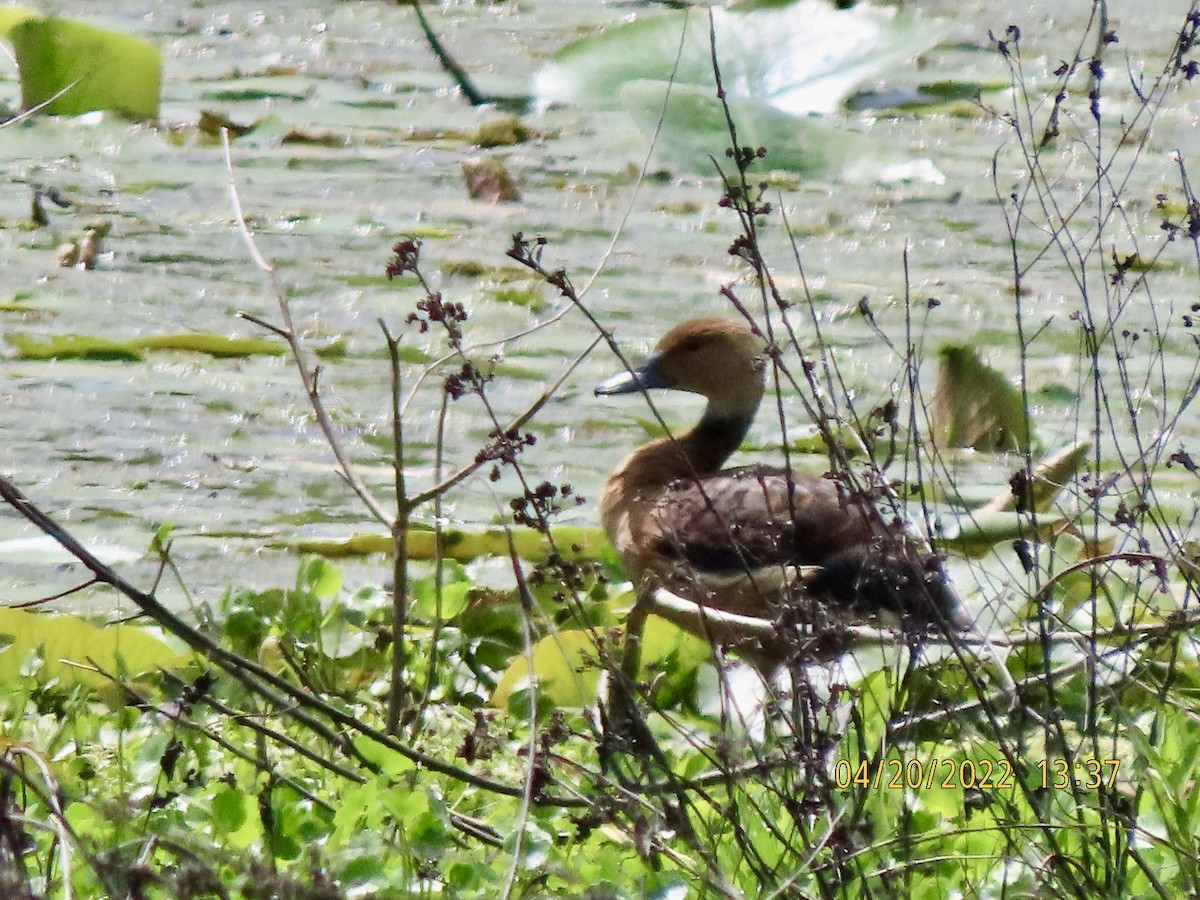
[688,409,755,471]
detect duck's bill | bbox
[594,356,667,396]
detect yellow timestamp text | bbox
[833,757,1121,791]
[1035,757,1121,790]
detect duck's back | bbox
[628,465,961,628]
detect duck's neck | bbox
[616,397,760,489]
[683,403,758,473]
[600,396,760,545]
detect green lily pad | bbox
[534,0,946,173]
[288,525,609,563]
[0,6,36,40]
[537,2,944,117]
[938,509,1108,558]
[7,333,144,361]
[619,79,862,177]
[9,16,162,119]
[132,333,284,358]
[6,332,286,360]
[978,441,1091,515]
[0,607,189,690]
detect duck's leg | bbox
[597,583,654,772]
[597,587,700,843]
[620,584,653,681]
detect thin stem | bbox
[399,0,492,106]
[382,321,411,734]
[222,131,394,530]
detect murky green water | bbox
[1,0,1197,610]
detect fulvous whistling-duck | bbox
[595,316,967,662]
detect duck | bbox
[595,316,967,663]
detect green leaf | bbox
[297,556,341,601]
[931,344,1034,452]
[841,669,894,763]
[332,780,381,837]
[978,440,1091,514]
[537,3,944,117]
[491,629,602,709]
[287,525,610,563]
[351,736,416,777]
[5,331,286,361]
[63,801,102,837]
[534,1,946,174]
[6,333,143,361]
[619,79,862,177]
[0,7,35,40]
[148,521,175,554]
[131,333,284,357]
[639,613,711,706]
[211,787,249,835]
[10,16,162,119]
[412,560,472,621]
[939,509,1070,557]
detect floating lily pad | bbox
[132,334,284,358]
[537,1,943,116]
[978,441,1091,515]
[846,80,1000,112]
[6,332,286,360]
[619,80,862,177]
[9,16,162,119]
[0,607,189,690]
[288,525,608,563]
[7,333,144,361]
[0,6,35,39]
[938,509,1118,558]
[534,0,948,173]
[0,535,140,565]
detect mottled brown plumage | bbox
[596,317,965,657]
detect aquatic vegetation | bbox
[2,13,161,118]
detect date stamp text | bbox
[833,757,1121,791]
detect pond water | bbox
[0,0,1197,612]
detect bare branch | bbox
[222,129,394,529]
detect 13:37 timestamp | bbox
[1036,758,1120,789]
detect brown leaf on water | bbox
[198,109,255,138]
[470,115,534,148]
[462,157,520,202]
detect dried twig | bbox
[222,130,394,529]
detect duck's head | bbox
[595,317,765,417]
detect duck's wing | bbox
[646,465,873,574]
[645,465,962,626]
